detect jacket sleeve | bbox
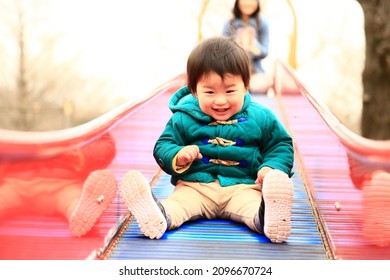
[259,112,294,177]
[153,116,187,175]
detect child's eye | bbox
[226,90,235,94]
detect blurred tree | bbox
[0,0,113,131]
[358,0,390,140]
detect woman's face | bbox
[238,0,258,17]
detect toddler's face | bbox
[195,71,248,121]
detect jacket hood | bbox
[169,86,252,122]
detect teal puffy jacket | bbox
[153,86,294,187]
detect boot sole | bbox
[262,170,294,243]
[69,169,117,237]
[119,170,166,239]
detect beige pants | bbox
[162,180,262,233]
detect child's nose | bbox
[214,94,227,104]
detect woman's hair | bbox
[187,36,251,93]
[233,0,260,19]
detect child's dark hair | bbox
[187,36,251,93]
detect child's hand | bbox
[255,166,273,184]
[176,145,203,167]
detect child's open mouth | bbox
[214,108,229,113]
